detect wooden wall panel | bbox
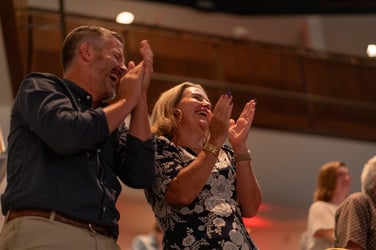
[218,43,304,91]
[303,58,372,100]
[124,29,220,79]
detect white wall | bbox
[250,128,375,208]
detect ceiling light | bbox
[116,11,134,24]
[232,26,250,39]
[366,44,376,57]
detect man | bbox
[0,25,155,249]
[334,155,376,250]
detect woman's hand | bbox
[228,99,256,152]
[208,93,233,146]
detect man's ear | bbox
[79,42,94,62]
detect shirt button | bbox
[86,95,91,101]
[103,207,106,212]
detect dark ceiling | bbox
[141,0,376,15]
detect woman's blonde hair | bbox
[151,81,204,138]
[313,161,346,202]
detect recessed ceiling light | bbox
[366,44,376,57]
[116,11,134,24]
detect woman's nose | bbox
[202,102,211,111]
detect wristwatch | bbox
[234,150,252,163]
[203,143,220,157]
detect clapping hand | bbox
[139,40,153,92]
[116,61,145,108]
[208,93,233,146]
[116,40,153,108]
[228,99,256,151]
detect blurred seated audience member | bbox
[301,161,351,250]
[334,155,376,250]
[131,222,162,250]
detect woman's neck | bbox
[172,133,205,153]
[331,191,348,205]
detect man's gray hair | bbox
[361,155,376,194]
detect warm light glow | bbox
[367,44,376,57]
[243,216,271,228]
[232,26,250,39]
[116,11,134,24]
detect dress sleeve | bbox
[151,138,189,199]
[334,192,370,249]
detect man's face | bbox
[91,36,127,102]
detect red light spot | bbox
[243,216,271,228]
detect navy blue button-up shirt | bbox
[1,72,155,239]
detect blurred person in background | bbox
[131,222,162,250]
[334,155,376,250]
[301,161,352,250]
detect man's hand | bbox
[116,61,145,109]
[139,40,153,93]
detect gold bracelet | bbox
[235,150,252,163]
[203,143,220,157]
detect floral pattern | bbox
[145,136,258,250]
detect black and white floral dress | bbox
[145,136,258,250]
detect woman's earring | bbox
[174,109,183,125]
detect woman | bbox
[145,82,262,249]
[302,161,352,250]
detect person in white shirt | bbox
[301,161,352,250]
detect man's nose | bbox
[116,65,127,77]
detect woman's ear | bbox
[174,108,183,125]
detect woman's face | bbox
[175,86,213,134]
[337,166,352,195]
